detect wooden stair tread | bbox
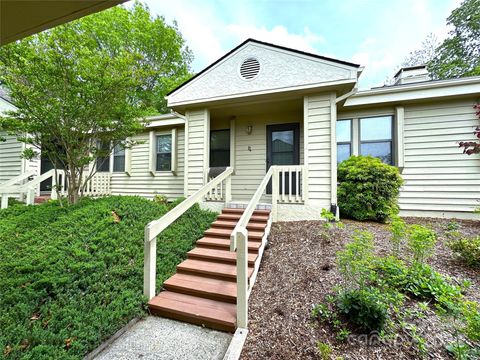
[212,220,266,231]
[222,208,270,216]
[217,213,269,222]
[204,227,264,240]
[177,259,254,279]
[164,273,237,302]
[197,237,261,251]
[148,291,236,332]
[188,247,257,265]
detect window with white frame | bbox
[156,134,172,171]
[336,119,352,163]
[113,143,125,172]
[360,116,393,165]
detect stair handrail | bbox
[230,165,278,329]
[0,169,66,209]
[143,166,233,300]
[0,170,36,188]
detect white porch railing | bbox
[0,169,66,209]
[81,173,111,197]
[205,168,232,202]
[276,165,306,204]
[230,165,305,328]
[143,167,234,300]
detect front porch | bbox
[183,92,337,221]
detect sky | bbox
[141,0,461,89]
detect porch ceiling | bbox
[209,97,303,120]
[1,0,126,46]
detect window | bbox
[360,116,393,164]
[96,141,110,172]
[210,129,230,167]
[336,119,352,163]
[156,134,172,171]
[113,143,125,172]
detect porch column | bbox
[184,108,210,196]
[303,93,336,210]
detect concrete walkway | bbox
[92,317,232,360]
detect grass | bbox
[0,196,217,359]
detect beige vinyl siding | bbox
[0,133,23,183]
[304,93,333,208]
[185,109,209,196]
[110,128,185,200]
[400,99,480,214]
[224,111,304,202]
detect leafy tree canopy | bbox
[428,0,480,79]
[0,1,192,203]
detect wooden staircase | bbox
[148,207,270,332]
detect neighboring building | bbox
[0,89,40,184]
[1,39,479,219]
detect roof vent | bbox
[239,57,260,80]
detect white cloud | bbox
[351,0,460,88]
[144,0,326,72]
[226,24,325,54]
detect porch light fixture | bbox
[246,125,253,135]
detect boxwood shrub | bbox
[337,156,404,222]
[0,196,217,359]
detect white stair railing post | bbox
[225,175,232,205]
[26,187,35,205]
[1,194,8,209]
[236,226,249,329]
[144,226,157,300]
[272,167,278,222]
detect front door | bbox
[266,123,300,194]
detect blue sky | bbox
[142,0,460,89]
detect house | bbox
[106,39,479,220]
[0,89,40,185]
[1,39,480,219]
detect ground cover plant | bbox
[241,217,480,359]
[0,196,216,359]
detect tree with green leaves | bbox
[428,0,480,79]
[0,2,192,204]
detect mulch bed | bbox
[240,217,480,360]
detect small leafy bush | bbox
[337,230,375,289]
[337,156,404,222]
[407,225,437,265]
[389,215,406,256]
[448,235,480,267]
[336,287,389,332]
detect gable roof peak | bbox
[167,38,360,97]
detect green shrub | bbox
[448,236,480,267]
[404,265,462,309]
[337,230,375,289]
[336,287,389,332]
[389,215,406,256]
[407,225,437,265]
[316,341,333,360]
[0,196,217,359]
[337,156,404,222]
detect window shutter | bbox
[149,130,155,176]
[125,137,132,176]
[395,106,405,169]
[171,128,178,174]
